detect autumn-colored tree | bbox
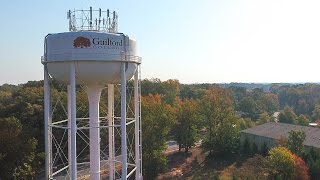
[141,94,175,179]
[292,154,310,180]
[267,147,295,179]
[268,146,310,180]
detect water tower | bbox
[42,7,142,180]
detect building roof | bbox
[241,122,320,148]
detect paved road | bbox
[165,140,202,154]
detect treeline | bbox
[0,82,44,179]
[271,84,320,123]
[1,79,320,179]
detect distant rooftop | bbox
[309,123,318,126]
[241,122,320,148]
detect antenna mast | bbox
[67,7,118,33]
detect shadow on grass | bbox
[181,152,250,180]
[203,152,248,170]
[166,151,193,169]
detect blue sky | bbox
[1,0,320,85]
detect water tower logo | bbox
[73,36,91,48]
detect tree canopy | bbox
[201,87,240,155]
[287,130,306,156]
[267,146,309,180]
[141,94,175,179]
[174,99,200,153]
[1,80,320,178]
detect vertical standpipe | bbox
[121,62,127,179]
[67,86,72,178]
[70,63,77,180]
[86,86,103,180]
[44,66,52,179]
[108,84,115,180]
[134,66,142,180]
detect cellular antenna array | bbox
[67,7,118,33]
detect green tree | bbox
[201,87,240,155]
[263,93,279,114]
[140,78,181,105]
[141,78,162,96]
[306,148,320,179]
[231,87,279,119]
[238,118,255,130]
[312,104,320,122]
[161,79,180,105]
[180,85,206,100]
[238,96,257,118]
[0,117,37,179]
[287,130,306,156]
[297,114,309,126]
[174,99,200,153]
[276,84,320,116]
[228,86,247,110]
[141,94,175,179]
[278,106,298,124]
[256,112,273,125]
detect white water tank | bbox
[43,31,139,85]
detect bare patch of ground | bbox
[157,148,270,180]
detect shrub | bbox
[292,154,310,180]
[267,147,295,179]
[267,147,310,180]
